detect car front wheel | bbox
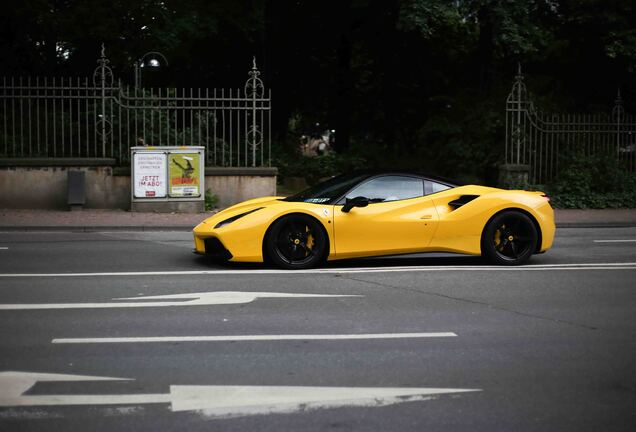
[265,214,328,269]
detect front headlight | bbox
[214,207,264,229]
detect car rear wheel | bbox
[265,214,328,269]
[482,210,538,265]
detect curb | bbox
[0,226,195,232]
[556,222,636,228]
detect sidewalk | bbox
[0,209,211,231]
[1,208,635,231]
[554,208,636,228]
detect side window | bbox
[345,176,424,202]
[425,180,452,195]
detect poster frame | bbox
[130,146,205,204]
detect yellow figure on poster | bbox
[169,153,200,197]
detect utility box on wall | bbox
[131,146,205,213]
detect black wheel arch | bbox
[481,207,543,255]
[261,212,331,263]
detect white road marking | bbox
[0,371,166,408]
[0,247,8,250]
[1,262,635,277]
[52,332,457,344]
[0,291,360,311]
[0,371,129,400]
[593,239,636,243]
[0,371,479,416]
[171,385,478,416]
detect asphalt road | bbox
[0,227,635,431]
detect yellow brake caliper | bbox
[494,227,503,251]
[302,225,315,257]
[306,231,315,256]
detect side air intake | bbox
[448,195,479,210]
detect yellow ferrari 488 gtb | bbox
[193,171,555,269]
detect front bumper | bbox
[193,221,233,260]
[193,236,233,261]
[192,213,269,262]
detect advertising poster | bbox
[133,152,167,198]
[169,152,201,197]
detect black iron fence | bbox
[0,45,271,167]
[505,67,635,184]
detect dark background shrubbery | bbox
[540,154,636,209]
[2,0,636,207]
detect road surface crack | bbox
[339,275,599,331]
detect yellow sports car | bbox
[193,171,555,269]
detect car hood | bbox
[199,196,284,226]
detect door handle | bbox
[420,214,432,220]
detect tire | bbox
[264,214,328,269]
[481,210,538,265]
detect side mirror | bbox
[342,196,369,213]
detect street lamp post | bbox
[134,51,169,89]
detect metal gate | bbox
[0,45,271,167]
[505,67,636,184]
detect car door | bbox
[332,175,439,258]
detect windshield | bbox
[283,172,370,204]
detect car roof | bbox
[345,170,461,187]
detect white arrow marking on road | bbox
[0,291,361,311]
[0,371,480,416]
[52,332,457,344]
[170,385,479,416]
[0,371,130,404]
[0,371,165,407]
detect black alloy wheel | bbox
[265,214,328,269]
[481,210,538,265]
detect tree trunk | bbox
[334,0,352,151]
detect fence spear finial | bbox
[252,56,257,70]
[515,62,525,82]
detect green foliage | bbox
[274,98,504,186]
[398,0,554,56]
[204,188,219,211]
[485,0,555,57]
[606,29,636,72]
[542,153,636,209]
[273,145,367,186]
[2,0,636,187]
[564,0,636,73]
[403,101,503,184]
[398,0,467,39]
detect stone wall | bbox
[498,164,531,189]
[204,167,280,208]
[0,159,277,211]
